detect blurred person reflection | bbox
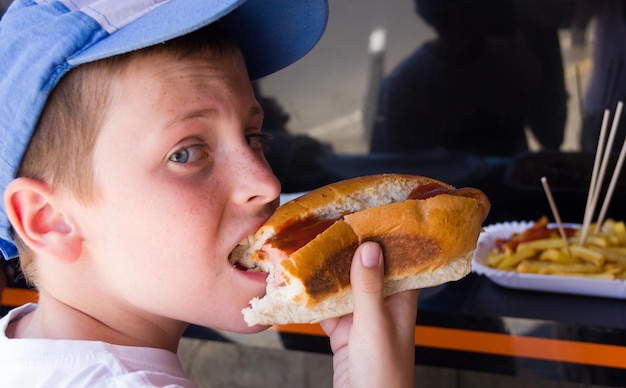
[0,0,12,17]
[253,83,339,193]
[573,0,626,154]
[370,0,567,157]
[513,0,572,152]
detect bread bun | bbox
[230,174,490,326]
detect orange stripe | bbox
[5,290,625,369]
[275,324,626,369]
[1,287,38,307]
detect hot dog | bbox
[229,174,490,326]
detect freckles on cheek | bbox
[168,187,221,229]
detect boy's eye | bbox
[247,133,273,152]
[169,144,206,164]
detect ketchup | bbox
[268,183,485,254]
[407,182,450,200]
[268,218,335,255]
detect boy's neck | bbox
[6,292,186,352]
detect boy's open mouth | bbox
[233,261,249,271]
[229,236,263,272]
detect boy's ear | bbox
[4,177,82,263]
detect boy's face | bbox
[67,49,281,333]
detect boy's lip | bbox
[232,266,268,282]
[229,248,268,286]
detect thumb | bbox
[351,241,385,315]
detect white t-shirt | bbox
[0,304,198,387]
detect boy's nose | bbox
[230,152,281,206]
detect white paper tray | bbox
[472,221,626,299]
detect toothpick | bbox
[541,177,571,255]
[580,109,610,245]
[580,102,623,245]
[595,106,626,233]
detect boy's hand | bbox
[320,242,419,388]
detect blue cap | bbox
[0,0,328,259]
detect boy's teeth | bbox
[238,235,254,246]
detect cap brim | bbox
[69,0,329,80]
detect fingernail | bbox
[361,243,381,269]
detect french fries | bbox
[486,216,626,279]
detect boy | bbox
[0,0,419,386]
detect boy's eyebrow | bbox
[167,105,264,128]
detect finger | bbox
[385,289,419,335]
[350,241,385,320]
[321,242,384,351]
